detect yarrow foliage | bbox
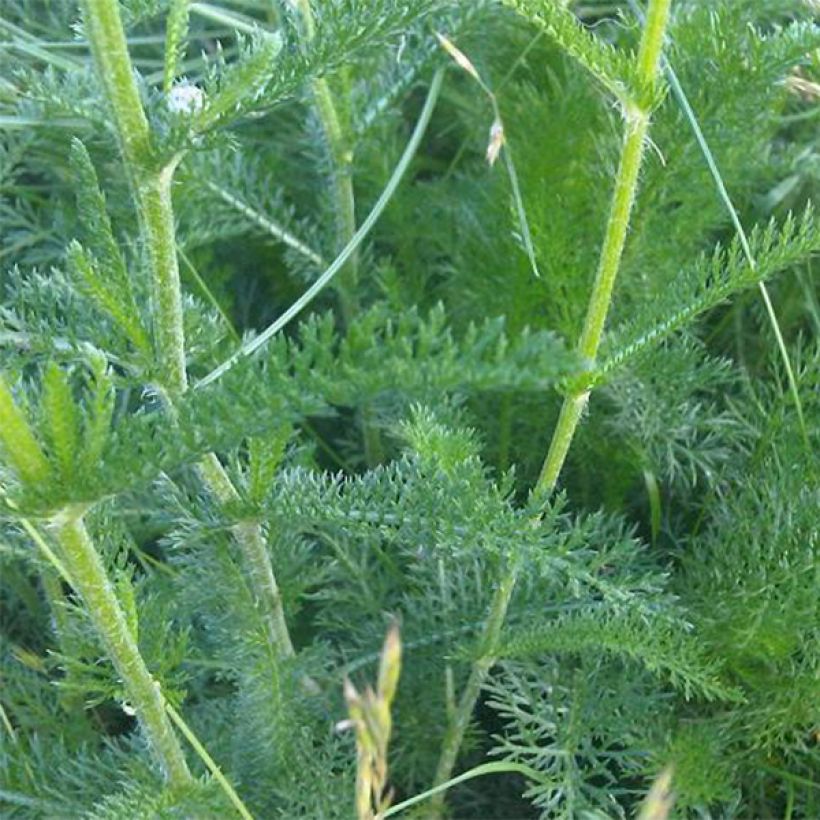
[0,1,817,818]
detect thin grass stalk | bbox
[79,0,295,660]
[428,1,673,814]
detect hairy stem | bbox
[80,0,296,659]
[79,0,186,397]
[199,453,295,657]
[291,0,358,314]
[49,507,191,786]
[314,77,358,297]
[535,0,671,501]
[429,1,672,812]
[139,166,188,396]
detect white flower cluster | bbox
[167,83,205,115]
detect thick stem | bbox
[79,0,187,397]
[78,0,151,169]
[50,507,191,786]
[81,0,296,658]
[139,165,188,396]
[428,2,673,812]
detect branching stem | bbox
[80,0,296,663]
[79,0,187,397]
[428,1,672,813]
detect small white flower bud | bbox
[167,83,205,115]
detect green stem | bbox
[535,390,589,499]
[77,0,152,169]
[575,110,650,362]
[429,567,517,816]
[314,78,358,293]
[292,0,376,462]
[49,506,191,787]
[198,453,294,657]
[533,0,671,505]
[429,2,672,813]
[141,164,188,396]
[81,0,296,660]
[79,0,187,397]
[292,0,358,314]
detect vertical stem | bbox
[139,165,188,396]
[77,0,152,168]
[80,0,296,658]
[291,0,359,314]
[289,0,385,464]
[429,567,516,815]
[79,0,187,397]
[428,2,673,813]
[198,453,295,657]
[314,78,359,297]
[50,507,191,787]
[533,0,672,506]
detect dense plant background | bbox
[0,0,818,817]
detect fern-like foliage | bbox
[1,0,818,818]
[600,207,819,381]
[501,0,649,108]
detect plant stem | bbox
[429,567,517,814]
[535,389,589,498]
[198,453,294,657]
[428,2,672,813]
[291,0,358,316]
[291,0,380,464]
[533,0,672,505]
[314,77,358,294]
[80,0,296,659]
[49,506,191,787]
[140,165,188,396]
[79,0,187,397]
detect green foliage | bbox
[162,0,190,93]
[499,608,740,702]
[192,32,285,134]
[501,0,648,107]
[600,206,820,381]
[66,139,151,354]
[1,0,818,818]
